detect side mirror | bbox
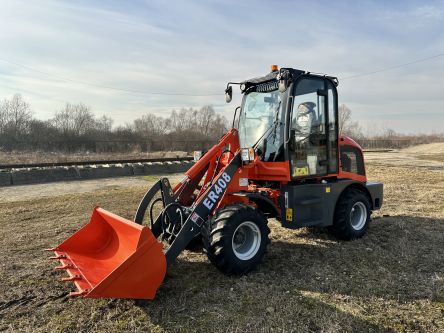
[225,86,233,103]
[278,69,290,93]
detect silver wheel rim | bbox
[232,221,261,260]
[350,201,367,230]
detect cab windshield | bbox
[238,89,284,161]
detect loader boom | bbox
[164,152,241,264]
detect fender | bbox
[230,192,280,218]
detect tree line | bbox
[0,94,228,152]
[0,94,442,153]
[338,104,443,148]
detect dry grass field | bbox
[0,147,443,332]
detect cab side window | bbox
[340,145,365,175]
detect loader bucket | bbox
[49,207,166,299]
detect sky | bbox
[0,0,443,134]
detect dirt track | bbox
[0,175,183,203]
[0,149,443,332]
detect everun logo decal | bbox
[202,172,231,210]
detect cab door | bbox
[287,76,338,179]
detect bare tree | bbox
[196,106,215,136]
[168,110,180,132]
[0,94,33,138]
[0,99,7,134]
[382,127,397,139]
[165,106,227,137]
[338,104,363,139]
[95,115,114,133]
[338,104,351,134]
[134,113,168,138]
[52,103,95,136]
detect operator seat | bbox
[294,102,317,142]
[340,151,352,172]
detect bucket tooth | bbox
[69,290,89,297]
[44,247,57,252]
[55,264,74,270]
[62,275,82,282]
[49,255,67,260]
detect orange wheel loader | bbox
[48,66,383,299]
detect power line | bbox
[0,80,227,108]
[0,58,223,97]
[340,53,444,80]
[0,82,228,118]
[0,83,69,104]
[1,52,443,99]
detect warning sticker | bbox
[190,212,204,226]
[286,208,293,221]
[294,167,308,176]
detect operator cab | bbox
[229,66,339,180]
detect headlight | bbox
[193,151,203,162]
[241,148,255,163]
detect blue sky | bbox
[0,0,443,133]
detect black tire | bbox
[329,188,371,240]
[202,204,270,275]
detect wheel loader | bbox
[48,66,383,299]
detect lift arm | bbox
[165,153,241,264]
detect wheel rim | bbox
[350,201,367,230]
[232,221,261,261]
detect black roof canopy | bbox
[236,68,338,94]
[240,68,306,92]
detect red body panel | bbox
[177,129,367,219]
[338,136,367,183]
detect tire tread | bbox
[202,204,270,275]
[329,188,371,240]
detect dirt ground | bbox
[0,175,184,203]
[0,148,443,332]
[364,142,444,169]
